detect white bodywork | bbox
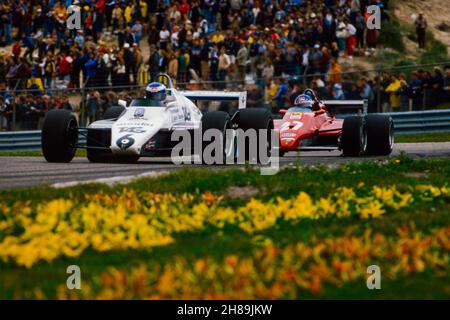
[88,87,246,156]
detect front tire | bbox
[42,109,78,162]
[341,116,367,157]
[365,115,394,156]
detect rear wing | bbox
[181,91,247,109]
[322,100,368,116]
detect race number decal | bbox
[116,134,135,149]
[280,121,303,132]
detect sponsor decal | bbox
[116,134,135,149]
[281,133,296,137]
[117,122,153,127]
[134,108,145,118]
[145,137,157,150]
[118,127,146,133]
[290,112,302,120]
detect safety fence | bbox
[385,109,450,135]
[1,109,449,152]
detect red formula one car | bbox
[274,89,394,157]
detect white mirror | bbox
[118,99,127,108]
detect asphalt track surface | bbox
[0,142,449,190]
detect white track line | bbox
[51,170,171,188]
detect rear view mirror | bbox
[118,99,128,108]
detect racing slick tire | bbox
[365,115,394,156]
[201,111,232,164]
[238,108,273,164]
[102,106,125,120]
[341,116,367,157]
[42,109,78,163]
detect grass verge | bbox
[395,132,450,143]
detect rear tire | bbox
[238,108,273,164]
[365,115,394,156]
[42,109,78,162]
[341,116,367,157]
[201,111,231,164]
[103,106,125,120]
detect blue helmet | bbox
[145,82,167,101]
[294,94,313,109]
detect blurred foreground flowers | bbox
[56,225,450,299]
[0,184,448,268]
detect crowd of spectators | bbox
[0,0,449,131]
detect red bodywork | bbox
[274,103,344,152]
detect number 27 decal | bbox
[280,121,303,132]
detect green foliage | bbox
[379,20,406,53]
[420,39,449,64]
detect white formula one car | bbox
[41,74,273,163]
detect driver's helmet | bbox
[145,82,167,101]
[294,94,313,109]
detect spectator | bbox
[236,43,248,83]
[86,90,100,124]
[84,52,97,88]
[246,84,263,108]
[147,44,159,82]
[332,83,345,100]
[131,20,143,44]
[409,72,423,111]
[328,58,342,84]
[272,77,288,113]
[178,48,188,87]
[385,75,401,112]
[345,20,357,60]
[354,11,366,49]
[336,21,347,57]
[209,44,219,84]
[218,47,231,90]
[444,66,450,102]
[430,67,444,108]
[358,77,374,106]
[397,80,410,112]
[414,13,427,49]
[168,52,178,81]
